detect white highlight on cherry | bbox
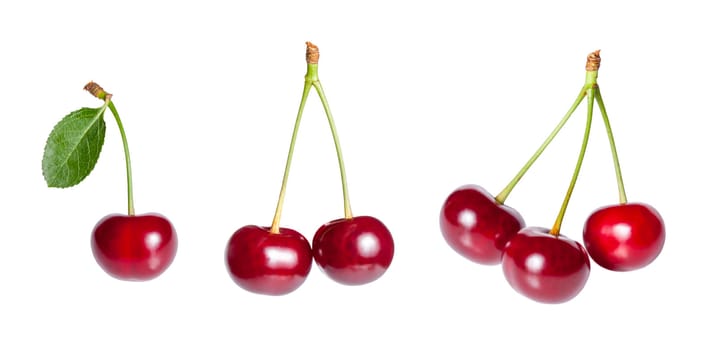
[525,253,546,289]
[458,209,477,228]
[525,253,545,272]
[610,223,634,259]
[145,233,163,270]
[357,234,380,258]
[145,232,162,249]
[613,223,632,241]
[266,247,298,268]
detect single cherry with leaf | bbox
[42,82,178,281]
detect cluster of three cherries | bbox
[42,43,394,296]
[440,50,665,304]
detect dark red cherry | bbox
[583,203,665,271]
[313,216,394,285]
[502,227,590,304]
[440,185,525,265]
[91,213,178,281]
[225,225,313,296]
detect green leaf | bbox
[42,106,107,188]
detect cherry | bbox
[440,185,524,265]
[499,51,598,303]
[42,82,178,281]
[583,203,665,271]
[502,227,590,304]
[224,44,316,296]
[313,216,394,285]
[225,225,313,296]
[299,42,395,285]
[91,213,177,281]
[578,51,665,272]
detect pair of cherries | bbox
[439,50,665,304]
[225,216,394,296]
[225,43,394,295]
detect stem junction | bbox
[269,42,354,233]
[493,50,628,235]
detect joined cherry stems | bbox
[550,81,593,235]
[492,50,628,236]
[270,42,353,234]
[84,82,136,216]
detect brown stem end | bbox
[586,50,601,71]
[306,41,319,64]
[84,81,112,101]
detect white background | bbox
[1,1,713,349]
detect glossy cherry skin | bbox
[502,227,590,304]
[440,185,525,265]
[313,216,394,285]
[91,213,178,281]
[225,225,313,296]
[583,203,665,271]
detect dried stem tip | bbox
[84,81,112,101]
[586,50,601,71]
[306,41,320,64]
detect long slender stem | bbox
[107,101,135,216]
[494,87,587,204]
[270,80,313,233]
[595,88,627,203]
[312,80,353,219]
[304,42,354,219]
[550,88,594,235]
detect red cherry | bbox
[440,185,525,265]
[313,216,394,286]
[501,227,590,304]
[583,203,665,271]
[91,213,178,281]
[225,225,313,296]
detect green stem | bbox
[270,79,313,233]
[303,42,353,219]
[311,78,353,219]
[107,101,135,216]
[550,87,594,235]
[595,88,628,203]
[495,87,587,204]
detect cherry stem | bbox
[305,42,353,219]
[269,79,312,234]
[550,86,594,236]
[595,88,628,203]
[269,42,356,232]
[84,82,135,216]
[312,79,353,219]
[106,101,135,216]
[494,88,587,204]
